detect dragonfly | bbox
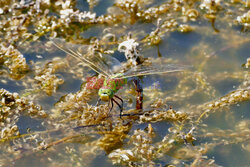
[52,38,188,118]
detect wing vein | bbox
[52,39,111,77]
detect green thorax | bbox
[101,77,127,93]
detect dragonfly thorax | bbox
[98,88,114,101]
[98,78,127,101]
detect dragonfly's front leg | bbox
[133,79,143,110]
[96,98,101,106]
[112,98,123,118]
[109,99,114,113]
[114,95,123,111]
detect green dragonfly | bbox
[52,39,188,117]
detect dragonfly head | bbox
[98,88,114,101]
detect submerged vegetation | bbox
[0,0,249,166]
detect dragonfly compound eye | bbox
[98,88,114,101]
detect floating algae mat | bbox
[0,0,249,166]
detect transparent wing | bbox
[115,63,189,79]
[51,38,122,77]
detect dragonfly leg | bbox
[108,99,111,107]
[133,79,143,110]
[96,98,101,106]
[112,98,123,118]
[114,95,123,110]
[109,99,114,113]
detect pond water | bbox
[0,0,249,167]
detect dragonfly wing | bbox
[51,38,120,77]
[118,63,189,79]
[98,53,123,74]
